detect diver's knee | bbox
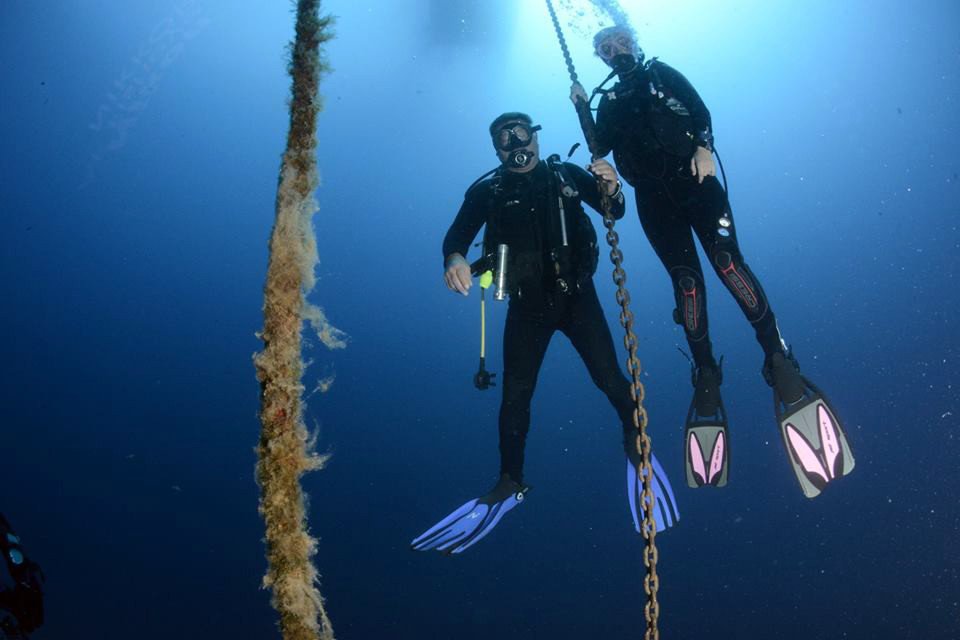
[595,372,631,398]
[501,376,536,405]
[669,267,707,340]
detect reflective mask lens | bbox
[495,123,541,152]
[597,35,634,62]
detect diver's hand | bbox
[444,254,472,296]
[690,146,716,184]
[570,82,589,105]
[587,158,620,196]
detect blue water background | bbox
[1,1,957,638]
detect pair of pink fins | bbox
[684,377,855,498]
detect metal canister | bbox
[494,244,509,301]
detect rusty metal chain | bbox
[544,1,660,637]
[545,0,580,83]
[602,210,660,639]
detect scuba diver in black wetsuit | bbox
[411,112,679,555]
[0,515,44,639]
[569,27,855,496]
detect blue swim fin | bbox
[626,452,679,533]
[411,475,529,555]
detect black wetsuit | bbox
[443,160,632,483]
[595,60,785,369]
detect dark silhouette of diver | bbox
[0,514,44,639]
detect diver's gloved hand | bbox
[570,81,589,105]
[625,434,679,534]
[690,146,716,184]
[443,253,472,296]
[411,474,529,555]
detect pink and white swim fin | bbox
[776,381,856,498]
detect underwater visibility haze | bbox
[0,0,958,638]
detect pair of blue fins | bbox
[412,352,855,555]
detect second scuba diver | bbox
[411,112,679,554]
[570,26,854,497]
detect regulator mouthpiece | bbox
[508,150,533,169]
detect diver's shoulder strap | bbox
[463,166,502,199]
[470,167,506,254]
[645,57,666,93]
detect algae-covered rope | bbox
[254,1,337,639]
[544,1,661,637]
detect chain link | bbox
[602,207,660,640]
[543,3,661,637]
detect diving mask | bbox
[595,30,643,73]
[494,122,542,152]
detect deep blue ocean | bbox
[1,1,958,638]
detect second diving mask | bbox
[595,31,644,74]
